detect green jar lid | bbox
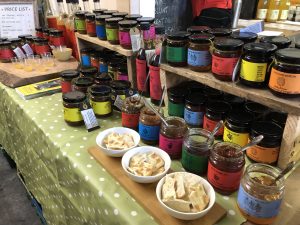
[63,91,86,103]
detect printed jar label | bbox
[184,108,204,126]
[122,112,140,128]
[159,134,183,157]
[188,49,211,67]
[61,81,72,93]
[223,126,249,147]
[203,116,224,136]
[119,31,131,45]
[96,25,106,38]
[280,10,289,20]
[168,102,184,118]
[237,185,282,219]
[86,21,96,34]
[75,19,86,31]
[207,162,244,192]
[240,60,267,82]
[181,146,208,174]
[212,55,239,76]
[269,68,300,94]
[64,107,83,122]
[136,58,147,91]
[138,122,160,141]
[166,46,187,63]
[257,9,268,20]
[106,28,119,41]
[149,65,162,101]
[100,64,108,73]
[0,49,14,59]
[246,145,280,164]
[81,55,91,67]
[268,9,280,21]
[22,43,33,56]
[90,100,112,115]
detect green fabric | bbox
[0,82,245,225]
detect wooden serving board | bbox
[88,146,227,225]
[0,58,78,88]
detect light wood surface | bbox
[88,146,227,225]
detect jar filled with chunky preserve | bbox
[187,26,211,34]
[63,91,86,126]
[168,86,190,118]
[118,20,137,49]
[122,96,144,130]
[0,41,14,63]
[94,72,112,85]
[166,32,190,67]
[73,77,94,93]
[88,85,112,117]
[237,163,285,225]
[85,13,96,37]
[269,48,300,98]
[207,142,245,194]
[75,11,87,34]
[34,38,51,55]
[95,15,112,40]
[240,43,277,88]
[260,36,292,49]
[231,31,258,44]
[105,17,123,45]
[184,93,206,127]
[61,70,79,93]
[212,39,244,81]
[159,117,188,159]
[188,34,214,72]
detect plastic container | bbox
[88,85,112,117]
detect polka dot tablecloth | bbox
[0,83,245,225]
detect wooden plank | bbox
[160,64,300,115]
[88,146,227,225]
[127,56,137,88]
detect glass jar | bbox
[102,10,118,16]
[80,48,93,67]
[212,38,244,81]
[0,41,14,63]
[168,86,190,117]
[208,28,232,39]
[105,17,123,45]
[43,28,50,40]
[63,91,86,126]
[99,56,109,73]
[96,15,112,40]
[125,14,142,21]
[60,70,79,93]
[137,17,156,47]
[207,142,245,194]
[73,77,94,93]
[112,12,128,18]
[269,48,300,98]
[25,36,37,54]
[231,31,258,44]
[237,163,285,225]
[246,121,283,164]
[75,11,87,34]
[108,59,119,80]
[187,26,211,34]
[203,86,223,100]
[110,80,132,111]
[223,93,245,111]
[80,66,98,79]
[223,111,254,147]
[184,93,206,127]
[85,13,96,37]
[117,64,128,81]
[93,9,107,15]
[49,30,65,47]
[181,128,214,175]
[35,27,43,38]
[118,20,138,49]
[260,36,292,49]
[240,43,277,88]
[94,72,112,85]
[166,32,190,67]
[9,38,23,50]
[139,106,162,145]
[88,85,112,118]
[90,51,100,71]
[34,38,51,55]
[244,101,269,120]
[188,34,214,72]
[18,34,32,46]
[121,96,144,130]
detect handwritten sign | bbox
[0,3,35,38]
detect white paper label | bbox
[130,28,141,52]
[81,108,99,131]
[257,9,268,20]
[280,10,289,20]
[268,10,280,20]
[22,43,33,56]
[13,47,26,59]
[114,95,125,110]
[145,49,156,66]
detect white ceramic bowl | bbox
[96,127,140,157]
[52,48,72,61]
[121,146,171,183]
[156,172,215,220]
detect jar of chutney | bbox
[94,72,112,85]
[88,85,112,118]
[73,77,93,94]
[85,13,96,37]
[34,38,50,55]
[184,93,206,127]
[260,36,292,49]
[49,29,65,47]
[105,17,123,45]
[63,91,86,126]
[61,70,79,93]
[231,32,258,44]
[122,96,144,130]
[95,15,112,40]
[75,11,87,34]
[118,20,138,49]
[168,86,189,118]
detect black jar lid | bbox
[0,37,8,42]
[112,12,128,18]
[85,13,96,20]
[110,80,131,90]
[35,27,43,32]
[168,86,189,100]
[230,32,258,43]
[206,101,231,114]
[102,10,119,15]
[80,66,98,76]
[137,17,155,23]
[0,41,12,46]
[118,20,138,28]
[189,34,214,44]
[74,77,94,87]
[251,121,283,143]
[223,93,245,106]
[43,28,49,33]
[167,31,190,41]
[105,17,123,24]
[244,101,269,116]
[260,36,292,49]
[266,111,287,127]
[208,28,232,37]
[9,38,22,43]
[96,15,112,21]
[227,111,254,127]
[184,81,205,94]
[187,26,211,34]
[95,72,113,82]
[80,47,94,54]
[185,93,206,106]
[93,9,107,14]
[34,37,49,43]
[203,86,223,99]
[274,48,300,64]
[63,91,86,103]
[125,14,142,20]
[243,42,277,56]
[49,30,63,35]
[75,11,87,17]
[214,38,244,51]
[61,70,80,79]
[18,34,32,39]
[25,36,37,41]
[89,84,111,96]
[140,22,151,31]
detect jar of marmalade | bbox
[73,77,94,93]
[61,70,79,93]
[122,96,144,130]
[105,17,123,45]
[184,93,206,127]
[63,91,86,126]
[88,85,112,118]
[0,41,14,63]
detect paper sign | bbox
[240,21,264,34]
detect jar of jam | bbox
[203,101,231,138]
[137,17,156,46]
[88,85,112,118]
[102,10,118,16]
[85,13,96,37]
[266,111,287,128]
[0,41,14,63]
[207,142,245,194]
[110,80,133,110]
[184,93,206,127]
[125,14,142,21]
[166,32,190,67]
[34,38,51,55]
[244,101,269,120]
[94,72,112,85]
[117,64,128,81]
[139,106,162,145]
[223,93,245,111]
[269,48,300,98]
[63,91,86,126]
[105,17,123,45]
[35,27,43,38]
[122,96,144,130]
[80,66,98,79]
[93,9,107,15]
[240,43,277,88]
[61,70,79,93]
[75,11,87,34]
[43,28,50,40]
[231,32,258,44]
[212,39,244,81]
[96,15,112,40]
[208,28,232,39]
[108,59,119,80]
[118,20,138,49]
[187,26,211,34]
[181,128,214,175]
[188,34,214,72]
[260,36,292,49]
[99,56,109,73]
[112,12,128,18]
[223,111,254,147]
[80,48,93,67]
[237,163,285,225]
[49,30,65,47]
[246,121,283,165]
[73,77,93,93]
[168,86,190,118]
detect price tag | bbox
[145,49,156,66]
[13,47,26,59]
[130,28,141,52]
[80,100,100,132]
[113,95,125,110]
[232,57,241,83]
[22,44,34,56]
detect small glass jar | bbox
[93,9,107,15]
[80,66,98,79]
[244,101,269,120]
[96,15,112,40]
[139,106,162,145]
[237,164,285,225]
[188,34,214,72]
[246,121,283,165]
[108,59,119,80]
[80,48,93,67]
[102,10,118,16]
[0,41,14,63]
[63,91,86,126]
[121,96,144,130]
[117,64,128,81]
[60,70,80,93]
[18,34,32,46]
[85,13,96,37]
[207,142,245,194]
[43,28,50,40]
[34,38,51,55]
[187,26,211,34]
[184,93,206,127]
[240,43,277,88]
[35,27,43,38]
[72,77,94,93]
[223,111,254,147]
[88,85,112,118]
[166,32,190,67]
[49,30,65,47]
[105,17,123,45]
[208,28,232,40]
[212,38,244,81]
[269,48,300,98]
[260,36,292,49]
[112,12,128,18]
[231,31,258,44]
[125,14,142,21]
[118,20,138,49]
[99,56,109,73]
[168,86,190,117]
[137,17,156,46]
[94,72,112,85]
[181,128,214,175]
[75,11,87,34]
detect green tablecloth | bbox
[0,82,245,225]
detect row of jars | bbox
[165,27,300,98]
